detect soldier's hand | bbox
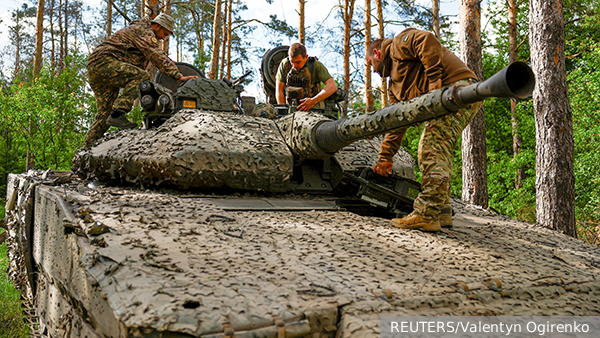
[180,75,199,82]
[373,161,393,177]
[297,97,316,111]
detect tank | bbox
[72,61,535,218]
[9,61,600,338]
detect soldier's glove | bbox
[373,161,393,177]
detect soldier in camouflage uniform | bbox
[85,13,197,145]
[275,43,337,111]
[366,29,482,232]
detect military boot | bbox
[107,115,137,129]
[390,212,441,232]
[440,206,453,228]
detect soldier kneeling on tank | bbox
[85,13,198,146]
[252,43,343,118]
[275,43,338,111]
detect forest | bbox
[0,0,598,244]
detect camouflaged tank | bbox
[72,60,535,218]
[7,61,593,338]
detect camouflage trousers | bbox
[84,58,150,144]
[412,79,482,219]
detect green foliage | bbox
[481,2,600,233]
[569,36,600,223]
[401,124,425,183]
[0,51,95,195]
[0,238,30,338]
[487,147,537,223]
[485,97,537,222]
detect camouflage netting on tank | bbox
[175,78,237,111]
[275,111,334,160]
[74,110,294,192]
[5,172,600,337]
[333,135,416,181]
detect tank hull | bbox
[5,171,600,337]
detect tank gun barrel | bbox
[315,61,535,154]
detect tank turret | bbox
[73,61,534,216]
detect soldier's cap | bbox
[151,13,175,34]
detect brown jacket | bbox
[379,28,476,161]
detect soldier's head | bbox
[288,43,308,70]
[151,13,175,40]
[366,39,384,76]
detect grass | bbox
[0,202,30,338]
[578,220,600,246]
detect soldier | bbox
[85,13,198,145]
[275,43,338,111]
[366,28,481,232]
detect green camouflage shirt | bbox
[89,16,182,80]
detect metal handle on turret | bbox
[232,70,252,87]
[314,61,535,154]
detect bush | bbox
[0,51,95,196]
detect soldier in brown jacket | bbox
[366,28,482,232]
[85,13,197,145]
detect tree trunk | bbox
[50,0,56,70]
[143,0,161,79]
[209,0,223,79]
[375,0,387,107]
[219,0,228,78]
[299,0,305,44]
[107,0,112,38]
[64,0,68,63]
[342,0,356,117]
[163,0,171,53]
[58,0,64,70]
[364,0,373,112]
[530,0,575,237]
[226,0,233,79]
[432,0,440,39]
[142,0,160,18]
[459,0,488,208]
[508,0,525,189]
[34,0,45,76]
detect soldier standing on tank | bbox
[84,13,198,146]
[275,43,338,111]
[366,28,482,232]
